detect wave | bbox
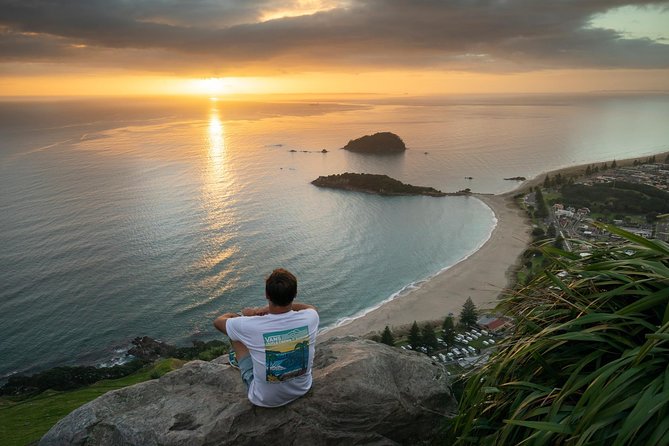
[96,347,135,368]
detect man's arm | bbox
[291,302,317,312]
[213,312,240,335]
[241,306,269,316]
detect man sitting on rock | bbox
[214,268,319,407]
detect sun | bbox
[191,77,228,96]
[184,77,265,97]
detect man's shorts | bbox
[238,355,254,389]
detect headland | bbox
[311,172,455,196]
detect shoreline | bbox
[320,149,669,341]
[319,192,532,340]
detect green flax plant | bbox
[450,224,669,445]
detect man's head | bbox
[265,268,297,307]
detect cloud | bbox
[1,0,668,74]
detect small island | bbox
[311,172,451,197]
[504,176,527,181]
[342,132,406,154]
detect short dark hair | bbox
[265,268,297,306]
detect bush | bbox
[174,339,228,360]
[531,227,545,238]
[450,225,669,445]
[197,345,229,361]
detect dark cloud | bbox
[0,28,74,61]
[0,0,668,73]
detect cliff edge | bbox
[40,337,455,445]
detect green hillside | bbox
[0,359,183,446]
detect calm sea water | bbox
[1,94,668,378]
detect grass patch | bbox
[0,358,184,446]
[543,191,563,204]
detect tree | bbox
[442,316,456,347]
[421,324,439,354]
[602,162,608,170]
[380,326,395,346]
[408,321,421,349]
[543,175,551,189]
[459,297,478,328]
[612,159,618,168]
[664,154,669,165]
[585,165,591,175]
[534,188,549,219]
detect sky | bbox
[1,0,669,96]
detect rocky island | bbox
[312,172,448,196]
[342,132,406,154]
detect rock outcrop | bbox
[40,337,455,445]
[342,132,407,154]
[127,336,176,361]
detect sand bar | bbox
[320,192,532,340]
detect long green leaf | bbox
[503,419,573,434]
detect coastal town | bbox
[523,156,669,254]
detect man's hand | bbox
[242,306,269,316]
[291,302,317,312]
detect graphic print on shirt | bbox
[263,326,310,383]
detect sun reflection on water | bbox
[207,104,225,176]
[189,101,245,307]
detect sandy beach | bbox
[320,192,532,340]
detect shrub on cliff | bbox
[174,339,228,361]
[450,225,669,445]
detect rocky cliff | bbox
[40,337,455,445]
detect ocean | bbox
[1,93,668,379]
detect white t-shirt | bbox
[225,309,319,407]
